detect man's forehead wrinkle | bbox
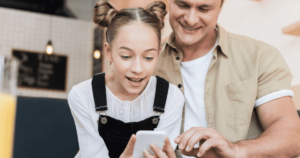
[199,4,212,7]
[175,0,215,7]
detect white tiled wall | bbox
[0,7,94,99]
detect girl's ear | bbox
[104,42,113,62]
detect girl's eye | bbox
[121,56,131,59]
[145,57,153,61]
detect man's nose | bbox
[131,58,142,74]
[183,9,200,27]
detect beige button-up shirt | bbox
[154,24,292,142]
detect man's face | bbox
[169,0,222,46]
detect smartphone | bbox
[132,130,166,158]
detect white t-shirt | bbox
[68,76,185,158]
[180,39,294,157]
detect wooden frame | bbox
[11,49,69,92]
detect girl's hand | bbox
[120,135,136,158]
[143,137,176,158]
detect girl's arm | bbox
[155,84,185,149]
[68,86,109,158]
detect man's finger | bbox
[181,147,199,157]
[177,127,200,150]
[121,134,136,156]
[198,139,217,157]
[174,134,182,144]
[185,130,211,152]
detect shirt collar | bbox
[165,24,229,58]
[166,32,177,50]
[216,24,229,58]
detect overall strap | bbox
[92,73,108,111]
[153,76,169,113]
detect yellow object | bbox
[0,94,16,158]
[46,44,53,55]
[94,50,101,59]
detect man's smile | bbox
[179,21,202,31]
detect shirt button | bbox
[178,84,182,88]
[176,57,180,60]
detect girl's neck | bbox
[105,73,140,101]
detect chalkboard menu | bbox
[12,50,67,91]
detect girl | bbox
[68,1,184,158]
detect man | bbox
[153,0,300,157]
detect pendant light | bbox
[46,16,53,55]
[46,40,53,55]
[94,50,101,59]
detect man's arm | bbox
[174,96,300,158]
[235,96,300,157]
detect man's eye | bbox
[198,8,209,12]
[176,3,188,8]
[145,57,153,60]
[121,56,131,59]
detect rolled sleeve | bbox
[255,89,294,107]
[257,48,293,100]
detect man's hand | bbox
[143,137,177,158]
[120,135,136,158]
[175,127,238,158]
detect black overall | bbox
[92,73,169,158]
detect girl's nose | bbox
[131,58,142,74]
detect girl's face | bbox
[105,22,160,95]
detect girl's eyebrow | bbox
[119,46,132,51]
[145,48,157,52]
[119,46,157,52]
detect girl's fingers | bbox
[143,150,157,158]
[163,137,177,158]
[121,134,136,157]
[150,143,168,158]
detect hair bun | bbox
[146,1,167,30]
[93,0,118,27]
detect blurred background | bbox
[0,0,299,158]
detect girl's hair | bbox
[93,0,167,46]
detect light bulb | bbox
[46,40,53,55]
[94,50,101,59]
[46,45,53,55]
